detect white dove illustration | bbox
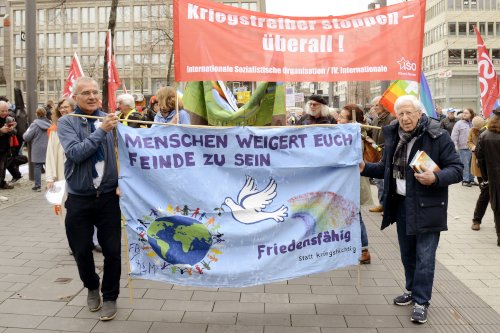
[223,175,288,224]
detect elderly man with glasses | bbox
[360,95,462,324]
[57,77,121,321]
[296,95,333,125]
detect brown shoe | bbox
[369,205,383,213]
[359,249,371,264]
[471,223,480,231]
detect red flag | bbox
[474,26,500,118]
[106,30,121,112]
[62,52,84,98]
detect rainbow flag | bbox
[380,74,437,118]
[419,72,437,118]
[379,80,419,115]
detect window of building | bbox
[15,81,26,92]
[488,22,494,35]
[81,7,96,24]
[448,22,456,35]
[117,6,131,23]
[99,31,107,46]
[478,0,484,9]
[38,80,44,93]
[15,58,23,71]
[448,0,454,9]
[82,32,89,47]
[133,30,148,47]
[463,0,469,9]
[0,6,5,16]
[38,34,45,50]
[65,32,78,48]
[492,49,500,64]
[65,56,71,69]
[479,22,486,35]
[134,6,148,22]
[99,7,110,24]
[486,0,491,8]
[455,0,463,9]
[463,49,477,64]
[14,10,24,27]
[38,9,45,26]
[468,22,476,35]
[448,49,462,64]
[496,22,500,36]
[15,34,24,50]
[458,22,467,35]
[47,8,62,24]
[47,80,57,92]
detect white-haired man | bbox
[117,93,144,128]
[57,77,121,321]
[360,95,462,324]
[296,95,332,125]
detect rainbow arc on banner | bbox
[379,72,437,118]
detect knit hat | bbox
[309,95,328,106]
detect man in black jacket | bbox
[360,95,463,324]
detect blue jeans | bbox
[65,192,121,301]
[396,195,440,306]
[373,178,384,205]
[34,162,44,187]
[360,213,368,248]
[458,149,473,182]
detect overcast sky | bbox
[266,0,405,16]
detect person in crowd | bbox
[144,95,158,124]
[338,104,374,264]
[6,101,28,184]
[46,98,75,190]
[360,95,462,324]
[440,108,458,135]
[117,93,144,128]
[0,101,16,190]
[329,108,340,123]
[151,86,191,126]
[468,116,488,231]
[476,106,500,247]
[296,95,332,125]
[44,99,55,120]
[367,96,395,214]
[57,77,121,321]
[451,108,475,186]
[23,107,51,192]
[433,106,446,121]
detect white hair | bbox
[72,76,98,95]
[305,100,330,118]
[0,100,9,110]
[394,95,423,113]
[117,94,135,108]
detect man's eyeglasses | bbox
[76,90,100,97]
[309,102,321,107]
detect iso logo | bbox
[397,57,417,71]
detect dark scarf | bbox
[74,107,105,179]
[392,115,426,180]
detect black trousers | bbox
[0,153,7,186]
[473,177,490,224]
[65,191,121,301]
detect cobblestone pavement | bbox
[0,171,499,332]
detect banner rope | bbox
[66,113,382,130]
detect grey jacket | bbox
[57,109,118,196]
[23,118,51,163]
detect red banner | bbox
[174,0,426,82]
[62,52,84,98]
[474,26,499,118]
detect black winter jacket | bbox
[362,115,463,234]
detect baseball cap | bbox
[446,108,456,113]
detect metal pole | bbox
[25,1,37,181]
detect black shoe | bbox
[1,183,14,190]
[471,181,479,186]
[394,292,413,306]
[411,303,429,324]
[32,186,41,192]
[9,177,22,185]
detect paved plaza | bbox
[0,170,499,332]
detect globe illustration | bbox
[147,215,213,265]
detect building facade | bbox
[423,0,500,111]
[1,0,264,104]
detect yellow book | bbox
[409,150,441,174]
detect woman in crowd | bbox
[45,98,75,190]
[451,108,476,186]
[151,87,191,126]
[469,116,488,230]
[338,104,374,264]
[23,107,51,191]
